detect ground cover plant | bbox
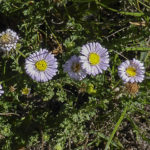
[0,0,150,149]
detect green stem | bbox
[44,19,61,48]
[15,48,26,58]
[104,104,128,150]
[63,4,72,20]
[112,79,121,91]
[3,60,7,75]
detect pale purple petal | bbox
[25,49,58,82]
[63,55,87,80]
[79,42,109,76]
[118,59,145,83]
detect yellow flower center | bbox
[0,34,10,44]
[35,60,47,71]
[89,53,100,65]
[72,62,81,72]
[126,67,136,77]
[22,88,30,95]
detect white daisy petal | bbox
[118,59,145,83]
[79,42,109,76]
[0,85,4,96]
[63,55,87,80]
[25,49,58,82]
[0,29,19,52]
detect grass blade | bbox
[104,104,128,150]
[96,1,144,17]
[124,47,150,51]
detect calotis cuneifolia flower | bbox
[22,87,31,96]
[0,29,19,52]
[79,42,109,76]
[0,85,4,96]
[63,55,87,80]
[25,49,58,82]
[118,58,145,83]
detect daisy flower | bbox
[118,58,145,83]
[63,55,87,80]
[0,29,19,52]
[22,87,31,96]
[0,85,4,96]
[25,49,58,82]
[79,42,109,76]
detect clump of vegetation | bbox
[0,0,150,149]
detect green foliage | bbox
[0,0,150,149]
